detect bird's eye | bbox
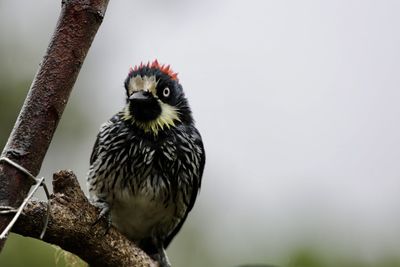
[163,87,170,98]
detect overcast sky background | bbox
[1,1,400,266]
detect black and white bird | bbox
[87,60,205,266]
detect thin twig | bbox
[0,157,51,239]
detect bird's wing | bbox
[163,128,206,248]
[89,113,122,165]
[89,132,101,165]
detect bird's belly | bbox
[111,191,176,240]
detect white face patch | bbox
[123,77,181,135]
[128,75,158,96]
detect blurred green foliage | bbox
[0,78,29,149]
[1,233,88,267]
[287,248,400,267]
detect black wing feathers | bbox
[163,130,205,248]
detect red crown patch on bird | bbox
[129,59,179,81]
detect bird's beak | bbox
[128,90,161,121]
[129,90,153,103]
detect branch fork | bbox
[12,170,157,267]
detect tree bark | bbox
[0,0,108,250]
[12,170,157,267]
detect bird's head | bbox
[123,60,192,135]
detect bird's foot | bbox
[150,237,171,267]
[91,200,112,235]
[152,249,171,267]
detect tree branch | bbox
[0,0,108,250]
[11,170,157,267]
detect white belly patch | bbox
[111,191,176,240]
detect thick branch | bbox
[0,0,109,250]
[11,170,157,267]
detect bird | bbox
[87,60,205,267]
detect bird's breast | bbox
[111,187,179,240]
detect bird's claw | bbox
[91,201,112,235]
[151,237,171,267]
